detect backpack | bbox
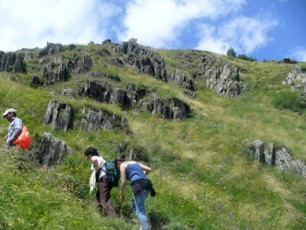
[103,160,120,187]
[13,124,31,150]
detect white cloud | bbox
[290,48,306,62]
[119,0,245,48]
[0,0,122,52]
[0,0,284,61]
[195,25,230,54]
[196,16,278,55]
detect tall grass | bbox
[0,48,305,229]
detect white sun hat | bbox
[2,108,17,117]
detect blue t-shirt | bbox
[126,163,148,184]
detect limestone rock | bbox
[201,56,245,97]
[61,88,76,99]
[81,106,129,132]
[44,99,73,131]
[79,81,147,109]
[141,95,190,120]
[36,132,67,167]
[246,140,306,177]
[0,51,26,73]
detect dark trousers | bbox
[95,175,115,216]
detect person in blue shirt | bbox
[2,108,23,147]
[115,155,155,230]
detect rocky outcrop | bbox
[34,42,93,85]
[41,56,71,85]
[35,132,67,167]
[30,75,42,87]
[200,55,245,97]
[107,39,245,98]
[246,140,306,177]
[61,88,76,99]
[78,55,93,73]
[282,65,306,94]
[113,39,168,82]
[79,80,190,119]
[81,107,129,132]
[0,51,26,72]
[96,48,111,56]
[116,143,149,162]
[38,42,76,57]
[79,81,147,109]
[44,100,73,131]
[39,53,93,85]
[141,95,190,119]
[170,70,195,91]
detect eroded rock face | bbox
[42,57,71,84]
[201,56,245,97]
[282,65,306,95]
[81,106,129,132]
[38,42,75,57]
[37,43,92,85]
[35,132,67,167]
[79,81,147,109]
[108,39,245,97]
[61,88,76,99]
[141,95,191,120]
[113,39,168,82]
[30,75,42,87]
[246,140,306,177]
[0,51,26,73]
[170,70,195,91]
[44,99,73,131]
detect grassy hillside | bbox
[0,44,305,229]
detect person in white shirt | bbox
[84,146,115,216]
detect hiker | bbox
[2,108,23,148]
[84,146,116,216]
[115,155,156,230]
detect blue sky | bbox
[0,0,305,61]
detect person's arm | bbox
[7,118,23,144]
[120,163,127,201]
[90,156,100,171]
[139,163,152,175]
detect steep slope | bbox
[0,41,305,229]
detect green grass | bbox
[0,45,305,229]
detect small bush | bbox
[272,92,306,114]
[238,54,256,62]
[226,48,237,58]
[148,211,170,229]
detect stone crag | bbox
[246,140,306,177]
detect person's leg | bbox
[95,190,103,213]
[97,176,115,216]
[132,189,150,230]
[131,197,136,213]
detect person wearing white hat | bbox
[2,108,23,147]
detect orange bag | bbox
[14,125,31,150]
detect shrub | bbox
[226,48,236,58]
[237,54,256,62]
[272,92,306,114]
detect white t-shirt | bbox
[90,156,106,179]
